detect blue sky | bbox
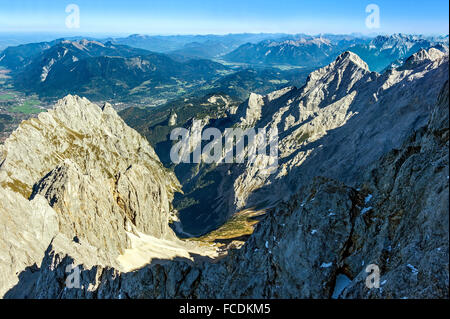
[0,0,448,35]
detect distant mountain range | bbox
[108,33,291,57]
[0,33,447,104]
[349,34,449,71]
[1,39,230,101]
[223,36,355,67]
[223,34,449,71]
[0,37,315,103]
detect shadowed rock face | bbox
[170,49,448,236]
[4,78,448,299]
[0,95,181,296]
[232,50,448,213]
[340,80,449,298]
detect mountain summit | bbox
[0,95,191,295]
[334,51,370,71]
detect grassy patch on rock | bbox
[190,208,266,245]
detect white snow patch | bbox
[320,262,333,268]
[40,58,56,82]
[117,231,218,272]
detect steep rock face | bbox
[228,49,448,214]
[164,49,448,235]
[399,47,445,70]
[29,160,127,260]
[340,80,449,298]
[0,187,59,296]
[5,177,359,298]
[0,95,180,242]
[202,177,359,298]
[9,80,447,299]
[0,95,181,296]
[234,92,265,127]
[0,95,175,196]
[178,51,379,230]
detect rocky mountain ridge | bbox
[0,95,189,296]
[0,47,448,299]
[5,79,447,298]
[164,48,448,235]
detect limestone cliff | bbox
[0,95,181,296]
[4,79,447,299]
[0,50,448,299]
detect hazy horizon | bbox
[0,0,448,35]
[0,31,448,39]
